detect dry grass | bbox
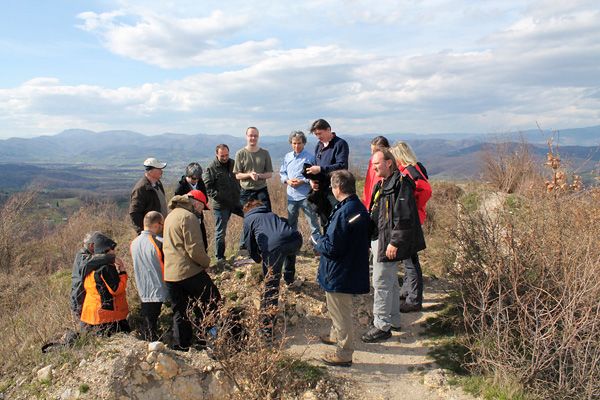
[448,143,600,399]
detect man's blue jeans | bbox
[214,208,242,260]
[287,198,320,237]
[283,198,319,283]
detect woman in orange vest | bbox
[80,233,130,335]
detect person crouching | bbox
[242,199,302,339]
[80,233,130,336]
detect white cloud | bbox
[77,9,279,68]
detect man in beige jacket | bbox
[163,190,221,351]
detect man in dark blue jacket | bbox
[313,170,370,367]
[305,119,349,228]
[242,200,302,338]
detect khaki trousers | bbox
[326,292,354,361]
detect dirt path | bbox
[280,256,476,400]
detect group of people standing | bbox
[69,118,431,367]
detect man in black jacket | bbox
[362,148,426,343]
[129,157,168,234]
[204,144,243,263]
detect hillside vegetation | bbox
[0,140,598,399]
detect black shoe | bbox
[169,344,190,352]
[399,302,422,313]
[361,326,392,343]
[390,325,402,332]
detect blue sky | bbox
[1,0,599,139]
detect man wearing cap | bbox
[129,157,168,235]
[163,189,221,351]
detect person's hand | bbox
[306,165,321,175]
[385,244,397,260]
[114,257,125,272]
[310,180,320,191]
[289,179,301,188]
[250,171,260,181]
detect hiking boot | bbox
[319,335,336,345]
[361,326,392,343]
[399,302,422,313]
[321,353,352,367]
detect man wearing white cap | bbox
[129,157,168,234]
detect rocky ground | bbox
[4,253,477,399]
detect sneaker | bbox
[399,302,422,313]
[361,326,392,343]
[319,335,336,345]
[321,353,352,367]
[390,325,402,332]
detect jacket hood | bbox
[92,232,117,254]
[244,205,270,217]
[168,194,195,212]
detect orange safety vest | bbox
[80,265,128,325]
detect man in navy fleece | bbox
[242,200,302,338]
[304,119,349,227]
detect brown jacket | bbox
[163,195,211,282]
[129,176,166,234]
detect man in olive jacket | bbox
[203,144,243,263]
[163,190,221,350]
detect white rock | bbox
[36,365,53,383]
[78,359,86,368]
[295,303,306,316]
[148,341,166,352]
[207,370,233,399]
[154,353,179,379]
[146,351,158,364]
[139,361,152,371]
[423,368,448,388]
[60,388,80,399]
[302,390,319,400]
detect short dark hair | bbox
[243,199,264,214]
[143,211,163,228]
[371,136,390,148]
[330,170,356,195]
[310,119,331,133]
[246,127,259,135]
[185,162,202,178]
[215,144,229,153]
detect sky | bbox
[0,0,599,139]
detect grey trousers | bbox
[371,240,401,331]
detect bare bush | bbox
[0,190,37,272]
[481,139,540,194]
[449,189,600,399]
[191,303,326,399]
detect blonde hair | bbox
[390,141,418,166]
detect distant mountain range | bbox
[1,126,598,192]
